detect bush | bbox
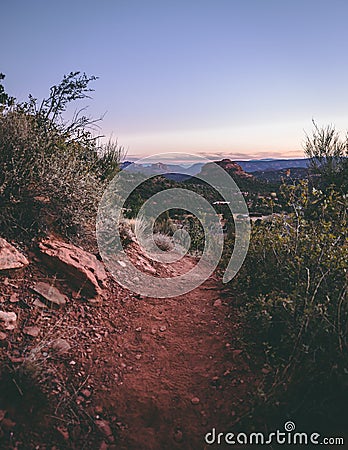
[0,72,124,243]
[231,178,348,429]
[153,233,174,251]
[304,121,348,192]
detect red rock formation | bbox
[38,237,107,298]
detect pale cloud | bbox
[120,121,307,162]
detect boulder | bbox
[38,238,107,298]
[0,238,29,270]
[0,311,17,330]
[32,282,67,307]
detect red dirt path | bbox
[94,257,258,449]
[0,254,259,449]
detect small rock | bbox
[32,282,67,307]
[95,419,114,442]
[143,264,156,275]
[0,238,29,270]
[50,338,71,355]
[159,325,167,332]
[135,354,142,360]
[33,299,47,309]
[262,367,271,375]
[191,397,200,405]
[56,426,69,440]
[81,388,92,399]
[9,293,19,303]
[0,311,17,330]
[23,326,40,337]
[1,417,16,430]
[232,349,243,357]
[99,441,108,450]
[0,331,7,340]
[76,396,85,405]
[173,429,183,443]
[213,299,222,307]
[118,260,126,268]
[135,327,142,332]
[9,356,24,363]
[95,405,103,414]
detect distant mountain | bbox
[188,158,272,193]
[120,161,204,180]
[120,158,310,180]
[199,158,254,180]
[252,167,309,183]
[237,158,309,172]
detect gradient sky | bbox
[2,0,348,160]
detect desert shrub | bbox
[304,121,348,192]
[152,233,174,251]
[153,213,177,236]
[231,177,348,430]
[0,72,123,242]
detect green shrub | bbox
[0,72,123,242]
[232,179,348,428]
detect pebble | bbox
[81,389,92,398]
[9,293,19,303]
[56,426,69,440]
[0,331,7,340]
[213,299,222,307]
[33,299,47,308]
[99,441,108,450]
[173,429,183,442]
[95,419,114,442]
[50,338,71,355]
[23,326,40,337]
[1,417,16,430]
[191,397,200,405]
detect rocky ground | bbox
[0,236,262,449]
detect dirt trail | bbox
[97,256,257,450]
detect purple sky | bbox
[2,0,348,160]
